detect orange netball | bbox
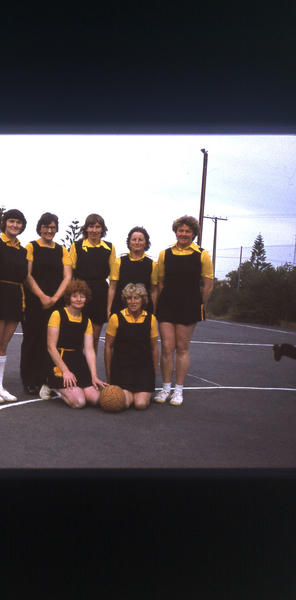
[99,385,126,412]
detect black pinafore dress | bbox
[20,241,64,387]
[110,312,155,393]
[111,254,154,314]
[74,240,113,325]
[156,248,205,325]
[47,308,92,389]
[0,238,27,321]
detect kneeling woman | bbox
[104,283,158,410]
[47,280,107,408]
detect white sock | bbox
[163,382,171,393]
[0,355,7,388]
[175,384,183,395]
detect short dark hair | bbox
[64,279,92,305]
[1,209,27,233]
[80,214,107,238]
[172,215,200,240]
[126,226,151,251]
[36,212,59,235]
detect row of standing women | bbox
[0,209,214,408]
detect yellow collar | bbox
[82,238,111,250]
[1,232,20,247]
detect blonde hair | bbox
[121,283,148,308]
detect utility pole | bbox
[198,149,208,246]
[203,215,228,277]
[237,246,243,290]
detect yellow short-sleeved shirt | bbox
[1,232,24,250]
[69,239,116,270]
[157,242,214,279]
[26,240,72,266]
[48,308,93,334]
[106,309,158,338]
[109,253,158,285]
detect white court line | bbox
[188,372,222,386]
[0,398,45,410]
[156,386,296,392]
[190,341,272,346]
[209,319,296,335]
[14,334,275,347]
[1,386,295,411]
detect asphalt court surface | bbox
[1,319,296,469]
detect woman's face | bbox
[5,218,23,238]
[86,222,102,243]
[126,293,143,314]
[175,224,194,248]
[40,221,57,243]
[70,292,87,310]
[129,231,146,254]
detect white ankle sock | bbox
[0,356,7,388]
[175,384,183,394]
[163,382,171,393]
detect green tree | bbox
[0,205,6,225]
[250,233,271,270]
[61,219,81,250]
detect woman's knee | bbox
[134,394,151,410]
[61,390,86,408]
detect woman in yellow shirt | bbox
[105,283,158,410]
[0,209,28,402]
[47,279,107,408]
[155,215,214,406]
[21,212,72,395]
[70,213,116,354]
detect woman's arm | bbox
[157,276,165,297]
[47,325,77,388]
[201,276,214,307]
[104,333,115,384]
[26,261,53,309]
[84,333,107,390]
[107,280,117,319]
[150,285,158,314]
[51,264,72,305]
[150,337,159,376]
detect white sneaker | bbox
[39,384,61,400]
[0,388,17,402]
[169,390,183,406]
[154,389,171,404]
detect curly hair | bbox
[80,214,107,238]
[121,282,148,309]
[36,212,59,235]
[64,279,92,305]
[126,226,151,251]
[172,215,200,240]
[1,209,27,233]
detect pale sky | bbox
[0,134,295,279]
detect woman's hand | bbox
[40,295,55,310]
[92,376,108,391]
[63,369,77,388]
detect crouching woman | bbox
[104,283,158,409]
[47,279,107,408]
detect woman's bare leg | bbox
[123,389,133,408]
[92,323,102,355]
[0,320,18,355]
[158,322,176,383]
[83,385,100,405]
[58,387,86,408]
[133,392,151,410]
[175,323,196,385]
